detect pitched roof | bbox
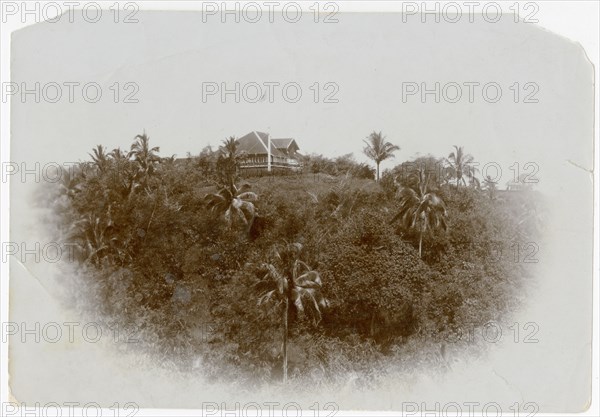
[270,138,293,149]
[236,131,286,157]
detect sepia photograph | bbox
[0,1,598,416]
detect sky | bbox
[9,11,594,192]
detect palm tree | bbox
[108,147,132,162]
[220,136,247,162]
[204,181,258,232]
[130,133,161,184]
[483,175,498,200]
[59,162,85,199]
[391,168,448,258]
[363,131,400,182]
[89,145,110,173]
[257,242,328,383]
[217,137,248,183]
[108,147,139,200]
[446,145,477,187]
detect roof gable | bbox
[271,138,300,152]
[236,131,268,154]
[236,131,286,157]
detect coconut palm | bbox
[58,162,85,198]
[220,136,247,163]
[391,168,448,258]
[108,147,132,162]
[107,147,140,200]
[363,131,400,182]
[217,137,248,182]
[204,180,258,232]
[130,133,161,183]
[446,145,477,187]
[257,242,328,383]
[89,145,110,173]
[483,175,498,200]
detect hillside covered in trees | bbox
[46,132,543,387]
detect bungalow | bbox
[505,173,535,191]
[236,131,302,172]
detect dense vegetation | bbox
[46,132,543,388]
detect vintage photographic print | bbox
[1,1,597,416]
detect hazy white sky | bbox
[10,11,593,191]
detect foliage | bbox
[362,131,400,181]
[302,153,375,180]
[49,134,542,386]
[318,210,432,344]
[204,182,258,233]
[446,145,477,187]
[391,167,448,258]
[257,242,329,382]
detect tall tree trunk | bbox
[282,298,288,384]
[376,162,380,182]
[418,229,423,258]
[370,311,376,337]
[143,197,159,246]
